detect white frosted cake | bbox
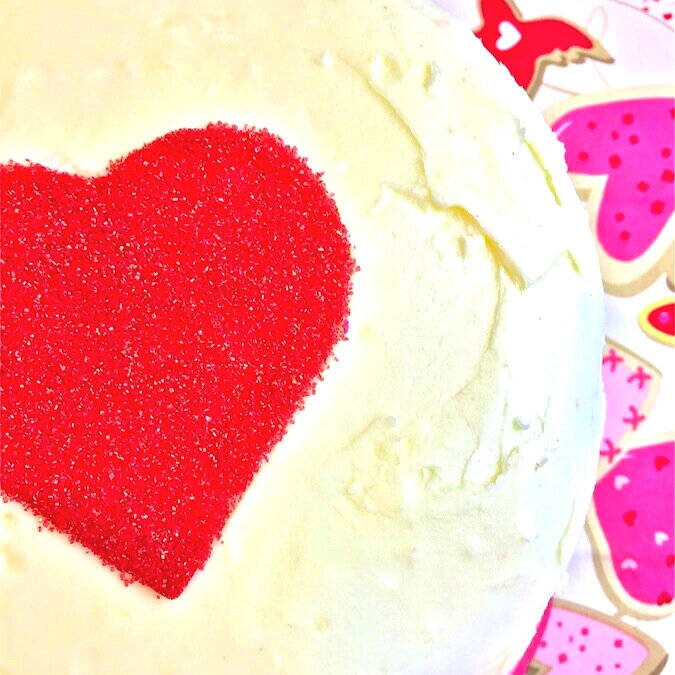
[0,0,604,673]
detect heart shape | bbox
[495,20,522,52]
[552,98,674,267]
[613,475,630,490]
[529,600,668,674]
[0,124,354,598]
[622,510,637,527]
[654,531,669,547]
[655,455,670,471]
[592,439,674,615]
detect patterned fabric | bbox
[434,0,674,670]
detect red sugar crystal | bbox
[0,124,354,598]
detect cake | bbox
[0,0,604,672]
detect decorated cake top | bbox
[0,0,604,673]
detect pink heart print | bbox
[593,439,674,612]
[531,601,667,673]
[552,97,674,262]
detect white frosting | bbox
[0,0,604,672]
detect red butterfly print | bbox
[474,0,612,97]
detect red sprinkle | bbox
[0,124,355,598]
[609,154,622,169]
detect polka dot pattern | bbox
[593,440,674,608]
[533,605,651,672]
[552,97,674,262]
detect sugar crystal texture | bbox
[0,124,354,598]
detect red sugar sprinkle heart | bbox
[0,124,354,598]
